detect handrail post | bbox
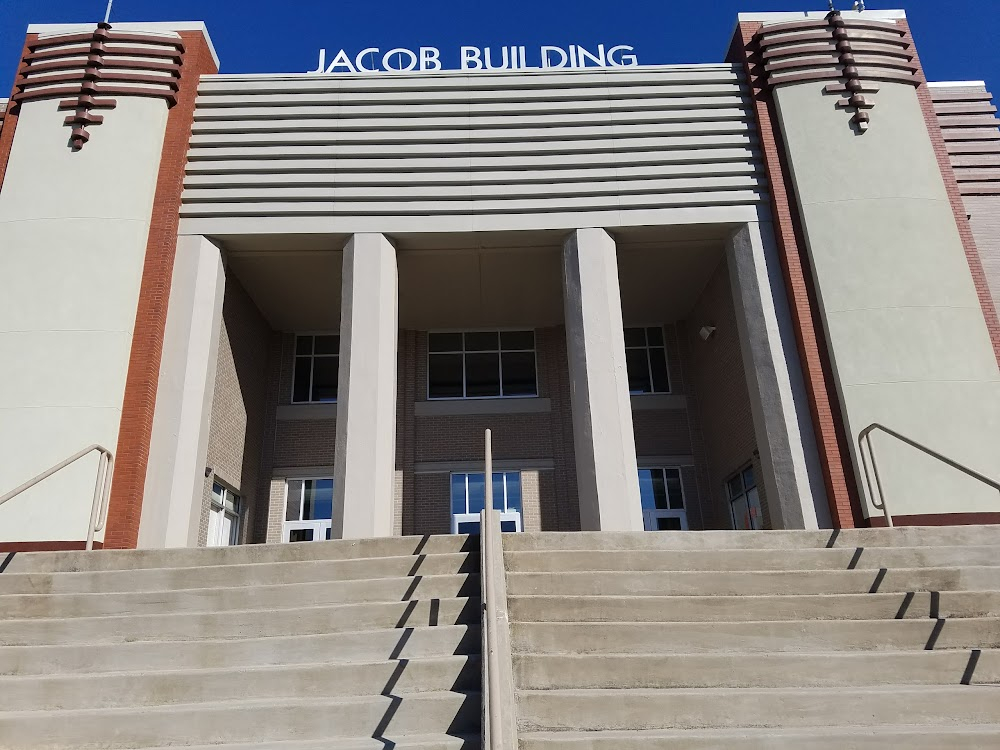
[481,428,516,750]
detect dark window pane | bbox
[465,352,501,397]
[457,521,481,535]
[326,528,332,540]
[624,327,646,347]
[500,330,534,350]
[645,326,664,346]
[313,479,334,520]
[727,475,744,500]
[656,516,683,531]
[505,472,522,512]
[464,331,499,352]
[467,473,486,514]
[626,349,652,394]
[292,357,312,402]
[295,336,312,356]
[666,471,684,510]
[492,473,505,511]
[311,356,339,402]
[289,528,314,542]
[501,352,537,396]
[429,332,463,353]
[638,469,656,510]
[500,520,518,533]
[649,347,670,393]
[429,353,464,398]
[742,466,756,490]
[650,470,669,510]
[314,335,339,355]
[451,474,467,515]
[285,480,303,521]
[302,480,316,520]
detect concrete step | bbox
[131,737,478,750]
[0,624,480,675]
[513,650,1000,689]
[519,725,1000,749]
[515,685,1000,731]
[0,597,479,646]
[0,552,478,594]
[0,573,478,619]
[512,619,1000,654]
[0,691,480,749]
[135,738,479,750]
[504,546,1000,573]
[0,655,480,711]
[502,527,1000,552]
[508,591,1000,623]
[505,567,999,597]
[2,534,477,574]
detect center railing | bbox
[480,429,517,750]
[0,444,114,550]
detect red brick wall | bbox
[728,23,861,529]
[104,31,219,549]
[0,36,35,194]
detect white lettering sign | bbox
[309,44,638,74]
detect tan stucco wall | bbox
[0,97,168,542]
[775,80,1000,518]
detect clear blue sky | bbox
[1,1,997,92]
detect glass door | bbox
[450,471,523,534]
[283,478,334,542]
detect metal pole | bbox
[86,452,107,551]
[103,0,114,24]
[484,429,493,515]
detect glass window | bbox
[428,331,537,399]
[624,326,671,395]
[450,471,524,534]
[727,464,764,530]
[283,478,335,543]
[292,334,340,403]
[638,467,688,532]
[638,468,684,511]
[208,482,240,547]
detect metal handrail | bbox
[0,444,114,550]
[857,423,1000,528]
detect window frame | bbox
[623,324,672,395]
[637,466,688,531]
[726,464,763,531]
[449,470,524,534]
[426,328,539,401]
[291,332,341,405]
[208,481,241,547]
[282,476,335,543]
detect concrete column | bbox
[727,222,829,529]
[562,228,643,531]
[333,233,399,539]
[139,236,225,548]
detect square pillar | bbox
[139,235,225,548]
[727,222,830,529]
[333,233,399,539]
[562,228,643,531]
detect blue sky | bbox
[1,1,997,92]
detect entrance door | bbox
[450,471,523,534]
[638,467,689,531]
[282,478,334,542]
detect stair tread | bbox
[130,735,479,749]
[522,724,1000,736]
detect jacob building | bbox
[1,8,999,552]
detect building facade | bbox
[1,9,998,550]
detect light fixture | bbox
[699,325,717,342]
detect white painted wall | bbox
[0,95,168,542]
[775,80,1000,519]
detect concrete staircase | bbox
[0,536,482,749]
[504,526,1000,749]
